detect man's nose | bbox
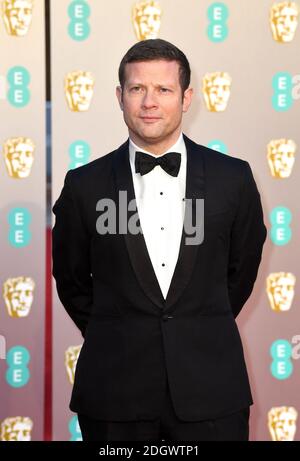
[141,90,158,108]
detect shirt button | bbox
[161,227,164,230]
[160,192,163,195]
[162,263,165,267]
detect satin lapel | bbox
[164,134,205,310]
[112,136,206,312]
[112,140,166,310]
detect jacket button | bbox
[162,314,174,321]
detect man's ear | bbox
[182,87,193,113]
[116,86,123,111]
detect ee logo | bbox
[7,66,31,108]
[272,72,293,111]
[207,140,228,154]
[270,206,292,246]
[68,0,91,41]
[69,416,82,441]
[207,3,229,43]
[6,346,30,388]
[8,208,32,248]
[69,141,90,169]
[270,339,293,380]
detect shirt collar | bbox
[129,132,186,172]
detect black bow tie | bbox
[135,151,181,177]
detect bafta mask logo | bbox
[268,406,298,441]
[132,0,162,41]
[3,277,35,318]
[266,272,296,312]
[270,2,299,42]
[65,71,95,112]
[267,139,296,178]
[0,417,33,441]
[65,345,81,384]
[2,0,34,37]
[202,72,232,112]
[3,137,35,179]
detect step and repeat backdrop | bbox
[1,0,300,441]
[0,0,46,441]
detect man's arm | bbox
[227,161,267,318]
[52,170,92,337]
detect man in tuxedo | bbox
[52,39,267,441]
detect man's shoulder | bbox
[66,140,128,184]
[185,135,249,174]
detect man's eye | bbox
[131,87,142,92]
[160,88,170,93]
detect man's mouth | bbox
[140,116,161,122]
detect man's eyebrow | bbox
[126,82,143,86]
[126,82,175,88]
[156,83,175,88]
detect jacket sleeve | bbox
[52,170,92,337]
[227,161,267,318]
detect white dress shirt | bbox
[129,133,187,299]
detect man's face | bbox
[116,60,193,149]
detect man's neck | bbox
[129,131,183,156]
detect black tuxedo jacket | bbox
[52,134,267,421]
